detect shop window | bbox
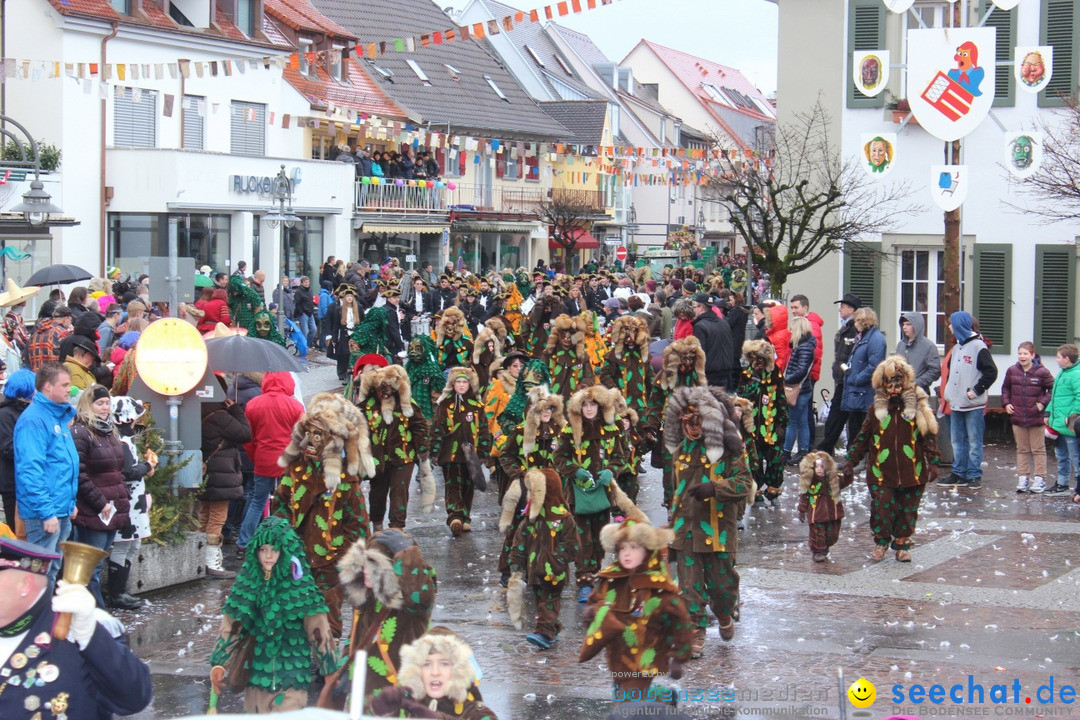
[108,213,230,279]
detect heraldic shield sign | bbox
[907,28,996,142]
[930,165,969,211]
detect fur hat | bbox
[397,627,478,703]
[609,315,649,359]
[435,306,467,346]
[438,366,480,402]
[484,316,510,348]
[544,313,586,356]
[606,386,639,425]
[742,339,776,373]
[798,451,840,498]
[278,392,375,491]
[472,325,503,365]
[521,386,565,456]
[663,386,744,463]
[599,514,674,555]
[871,354,937,436]
[731,395,755,435]
[566,384,617,446]
[337,529,430,610]
[659,336,706,392]
[357,365,414,424]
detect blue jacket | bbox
[318,287,333,319]
[842,325,887,412]
[784,334,817,393]
[14,391,79,520]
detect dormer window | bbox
[330,44,345,82]
[298,38,313,76]
[110,0,129,14]
[405,59,432,87]
[233,0,257,37]
[484,74,509,102]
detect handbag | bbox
[572,481,612,515]
[224,633,256,694]
[784,383,802,407]
[462,443,487,492]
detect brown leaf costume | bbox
[435,307,474,371]
[472,325,502,390]
[797,451,852,558]
[431,367,492,533]
[543,313,595,401]
[598,315,654,422]
[736,339,788,500]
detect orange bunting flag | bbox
[503,16,515,31]
[557,2,569,16]
[530,8,540,21]
[472,23,485,38]
[572,0,582,11]
[367,43,378,58]
[545,6,554,19]
[515,11,525,22]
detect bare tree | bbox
[535,193,594,257]
[1008,98,1080,223]
[705,101,920,295]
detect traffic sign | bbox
[615,245,628,262]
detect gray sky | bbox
[556,0,779,95]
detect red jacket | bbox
[806,311,824,382]
[766,305,791,372]
[243,373,303,477]
[197,291,232,333]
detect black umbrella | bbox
[205,333,307,373]
[25,263,94,286]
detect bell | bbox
[53,541,109,641]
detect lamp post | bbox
[626,204,639,261]
[263,164,300,339]
[2,115,63,227]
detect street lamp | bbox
[626,204,639,257]
[1,114,63,226]
[262,164,300,339]
[696,208,705,249]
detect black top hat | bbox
[0,537,60,576]
[834,293,863,309]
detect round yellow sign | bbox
[134,318,209,396]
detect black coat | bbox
[293,284,315,316]
[200,402,252,502]
[725,305,750,369]
[564,298,585,316]
[71,421,130,532]
[832,317,860,385]
[386,303,406,356]
[691,310,734,386]
[0,397,28,493]
[227,374,262,473]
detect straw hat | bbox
[203,322,247,339]
[0,278,40,308]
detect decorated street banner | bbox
[1003,131,1043,179]
[853,50,890,97]
[862,133,897,178]
[907,28,996,142]
[883,0,914,12]
[929,165,968,211]
[1015,46,1053,94]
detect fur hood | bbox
[544,313,586,357]
[521,386,565,456]
[566,384,618,446]
[609,315,649,359]
[435,306,467,346]
[663,386,744,463]
[599,514,674,554]
[472,326,503,365]
[606,386,639,425]
[337,529,430,610]
[437,366,480,403]
[278,392,375,490]
[742,339,776,373]
[398,627,478,704]
[798,451,840,497]
[357,365,414,424]
[500,467,572,533]
[872,355,937,436]
[659,336,706,392]
[731,396,755,435]
[484,316,510,347]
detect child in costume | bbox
[431,367,492,537]
[483,350,532,502]
[843,355,940,563]
[664,386,752,657]
[580,511,693,700]
[737,339,788,507]
[434,307,474,371]
[209,517,341,713]
[472,324,502,390]
[543,314,595,401]
[370,626,498,719]
[798,451,851,562]
[505,468,580,650]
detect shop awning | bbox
[549,227,599,250]
[360,222,450,234]
[452,220,539,232]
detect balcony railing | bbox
[354,182,608,215]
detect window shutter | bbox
[1040,0,1080,108]
[182,95,204,150]
[113,88,157,148]
[973,244,1012,349]
[846,0,885,109]
[843,241,881,311]
[1034,244,1077,355]
[230,100,266,156]
[980,1,1016,107]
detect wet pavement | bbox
[119,384,1080,718]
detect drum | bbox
[411,313,432,339]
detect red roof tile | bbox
[265,0,355,39]
[283,58,406,119]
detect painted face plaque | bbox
[907,28,996,141]
[854,50,890,97]
[862,133,897,178]
[1003,131,1043,179]
[929,165,968,211]
[1015,46,1053,94]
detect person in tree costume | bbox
[350,304,394,374]
[599,315,654,422]
[737,339,788,507]
[842,355,941,563]
[472,324,502,390]
[227,272,263,331]
[581,311,608,371]
[434,306,474,371]
[543,314,595,402]
[798,451,852,562]
[524,294,564,356]
[209,517,341,713]
[356,365,436,528]
[431,367,492,537]
[405,334,444,421]
[248,308,286,346]
[579,511,693,699]
[642,336,707,511]
[272,392,376,637]
[663,386,752,657]
[504,468,580,650]
[554,384,637,603]
[318,530,437,712]
[370,627,497,720]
